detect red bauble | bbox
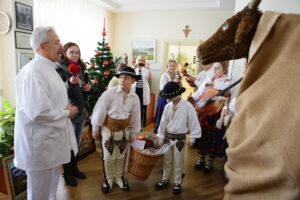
[90,62,95,68]
[110,60,114,63]
[106,46,110,50]
[104,70,110,76]
[95,51,100,56]
[93,79,98,84]
[103,60,109,66]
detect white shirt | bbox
[134,67,150,105]
[91,85,141,138]
[194,67,214,88]
[14,54,78,171]
[192,75,231,102]
[159,72,173,91]
[157,99,201,143]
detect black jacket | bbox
[56,61,89,122]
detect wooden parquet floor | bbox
[0,124,226,200]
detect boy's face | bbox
[119,74,135,90]
[169,95,181,103]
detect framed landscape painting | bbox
[132,40,155,62]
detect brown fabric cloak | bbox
[224,11,300,200]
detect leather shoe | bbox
[173,183,181,195]
[101,181,111,193]
[155,180,169,189]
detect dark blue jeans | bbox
[72,120,86,147]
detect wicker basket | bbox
[127,146,161,181]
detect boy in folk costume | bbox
[155,82,201,194]
[91,67,141,193]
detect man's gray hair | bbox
[30,26,55,52]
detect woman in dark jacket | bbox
[56,42,91,186]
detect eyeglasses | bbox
[67,51,80,55]
[213,66,221,70]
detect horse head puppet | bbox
[197,0,262,64]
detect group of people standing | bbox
[13,25,233,200]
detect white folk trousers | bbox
[26,166,60,200]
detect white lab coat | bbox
[134,67,150,105]
[14,54,78,171]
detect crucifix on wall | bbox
[183,25,191,38]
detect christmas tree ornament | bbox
[103,60,109,66]
[90,62,95,68]
[104,71,110,76]
[93,79,98,84]
[96,51,100,56]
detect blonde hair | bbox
[167,59,177,68]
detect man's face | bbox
[42,31,63,62]
[119,74,135,90]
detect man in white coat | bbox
[14,26,79,200]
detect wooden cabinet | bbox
[146,93,155,126]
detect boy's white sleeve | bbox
[91,92,108,131]
[187,103,201,143]
[157,105,169,143]
[129,96,141,139]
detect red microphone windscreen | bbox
[68,64,78,75]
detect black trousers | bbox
[136,87,147,127]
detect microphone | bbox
[68,64,79,76]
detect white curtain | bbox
[33,0,114,62]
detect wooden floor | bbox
[0,124,226,200]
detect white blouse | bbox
[157,99,201,143]
[134,67,150,105]
[159,72,174,91]
[91,85,141,138]
[194,67,214,88]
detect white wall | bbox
[112,10,234,102]
[0,0,114,104]
[0,0,33,105]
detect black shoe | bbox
[203,161,213,173]
[101,181,111,193]
[120,178,130,191]
[173,184,181,195]
[155,180,169,189]
[73,166,86,179]
[63,171,77,186]
[194,156,205,169]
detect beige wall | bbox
[112,10,234,102]
[0,0,33,105]
[0,0,114,105]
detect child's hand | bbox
[129,136,135,143]
[187,96,195,104]
[92,130,101,140]
[188,141,194,148]
[205,80,213,87]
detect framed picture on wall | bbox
[132,40,155,62]
[15,31,32,50]
[17,51,34,72]
[15,2,33,31]
[2,155,27,200]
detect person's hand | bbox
[174,77,181,83]
[186,76,196,82]
[129,136,135,143]
[188,141,194,148]
[158,142,164,147]
[82,84,92,91]
[145,63,150,70]
[205,80,213,87]
[221,108,227,118]
[92,130,101,140]
[187,96,195,104]
[70,76,80,85]
[133,63,139,69]
[67,105,78,118]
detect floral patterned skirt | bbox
[195,113,228,158]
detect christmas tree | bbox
[87,19,120,114]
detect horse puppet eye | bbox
[222,23,228,31]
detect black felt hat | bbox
[114,66,141,80]
[159,81,186,99]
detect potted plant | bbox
[0,98,15,194]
